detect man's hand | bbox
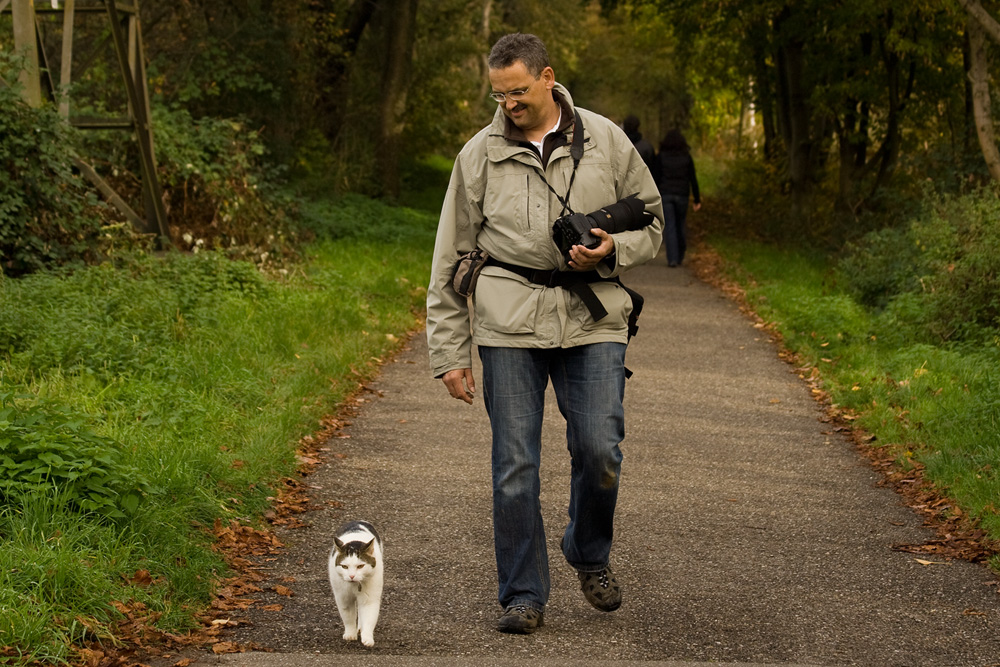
[442,368,476,404]
[568,228,615,271]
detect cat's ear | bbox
[361,538,375,555]
[334,536,346,552]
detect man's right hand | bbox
[442,368,476,404]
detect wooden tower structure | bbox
[1,0,168,241]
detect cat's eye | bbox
[341,564,348,569]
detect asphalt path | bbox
[158,248,1000,667]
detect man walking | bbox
[426,33,663,634]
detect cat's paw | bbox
[360,634,375,647]
[342,629,358,642]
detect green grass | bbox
[709,236,1000,565]
[0,194,437,664]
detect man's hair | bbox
[488,33,550,76]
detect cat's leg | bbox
[333,590,359,641]
[357,581,383,647]
[357,598,380,647]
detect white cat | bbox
[328,520,384,647]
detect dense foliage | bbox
[837,188,1000,346]
[0,53,117,276]
[0,389,150,519]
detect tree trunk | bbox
[836,97,870,212]
[479,0,493,101]
[749,19,777,160]
[772,6,814,206]
[967,18,1000,182]
[963,28,976,156]
[314,0,379,144]
[377,0,419,199]
[780,39,812,203]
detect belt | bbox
[486,257,609,321]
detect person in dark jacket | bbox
[654,129,701,267]
[623,115,656,173]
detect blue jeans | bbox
[479,343,627,612]
[662,194,689,265]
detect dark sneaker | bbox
[578,566,622,612]
[497,604,544,634]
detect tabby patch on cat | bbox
[328,520,384,647]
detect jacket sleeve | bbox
[598,126,664,278]
[426,151,485,377]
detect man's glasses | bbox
[489,77,538,103]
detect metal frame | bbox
[3,0,169,241]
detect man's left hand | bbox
[568,228,614,271]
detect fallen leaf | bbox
[77,648,104,667]
[261,604,284,612]
[132,569,153,587]
[274,585,294,597]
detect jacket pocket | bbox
[474,269,540,334]
[483,173,530,234]
[570,281,631,333]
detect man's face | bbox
[489,61,556,135]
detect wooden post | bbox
[103,0,169,241]
[11,0,42,107]
[59,0,76,118]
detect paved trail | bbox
[161,250,1000,667]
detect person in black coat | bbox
[654,129,701,267]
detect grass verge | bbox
[0,195,436,664]
[698,235,1000,570]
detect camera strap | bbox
[539,109,585,217]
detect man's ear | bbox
[541,66,556,89]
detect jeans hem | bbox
[504,599,544,613]
[567,559,611,574]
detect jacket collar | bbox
[488,83,581,166]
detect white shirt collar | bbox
[529,107,563,154]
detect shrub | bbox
[78,105,301,268]
[836,187,1000,345]
[0,52,117,276]
[837,226,925,309]
[0,387,150,519]
[920,192,1000,342]
[296,193,438,245]
[0,253,270,377]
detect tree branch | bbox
[957,0,1000,45]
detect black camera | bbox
[552,194,652,262]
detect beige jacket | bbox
[426,85,664,377]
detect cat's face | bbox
[333,538,377,583]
